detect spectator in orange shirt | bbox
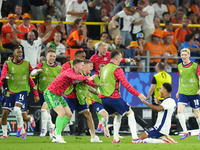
[175,18,192,48]
[2,4,23,24]
[38,17,58,44]
[154,17,163,39]
[1,13,18,49]
[190,0,200,17]
[17,13,36,40]
[162,32,178,72]
[144,31,167,71]
[162,21,178,47]
[66,23,87,48]
[166,0,177,18]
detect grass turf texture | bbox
[0,135,199,150]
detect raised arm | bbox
[13,27,21,44]
[147,84,156,102]
[111,15,119,28]
[88,0,98,8]
[41,26,54,44]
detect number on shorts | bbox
[19,94,24,101]
[194,99,199,106]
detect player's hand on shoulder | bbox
[88,74,97,81]
[138,93,146,102]
[4,74,11,79]
[34,97,40,103]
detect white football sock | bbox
[2,125,7,136]
[195,116,200,133]
[177,113,187,133]
[47,113,54,128]
[41,109,48,131]
[127,111,138,139]
[113,114,122,141]
[102,117,108,128]
[13,106,25,133]
[144,138,165,143]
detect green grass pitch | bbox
[0,135,199,150]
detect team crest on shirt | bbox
[55,100,59,103]
[104,57,107,61]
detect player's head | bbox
[98,64,105,73]
[159,83,173,98]
[13,46,23,62]
[155,62,165,72]
[46,49,56,65]
[98,42,108,57]
[75,50,86,60]
[111,51,122,65]
[180,48,190,63]
[73,59,85,74]
[83,60,94,75]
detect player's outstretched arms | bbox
[88,74,97,81]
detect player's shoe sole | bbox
[97,124,102,131]
[104,127,110,138]
[180,133,189,140]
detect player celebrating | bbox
[44,59,96,143]
[0,46,39,139]
[63,60,103,142]
[176,48,200,140]
[139,83,177,143]
[90,42,135,74]
[99,51,146,143]
[30,49,61,138]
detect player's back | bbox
[154,97,176,135]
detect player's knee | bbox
[2,109,9,119]
[177,109,183,114]
[83,110,91,118]
[193,111,200,118]
[65,112,72,118]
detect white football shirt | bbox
[154,97,176,135]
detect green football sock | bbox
[56,116,64,136]
[62,116,71,130]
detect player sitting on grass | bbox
[139,83,177,143]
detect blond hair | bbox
[180,48,190,54]
[47,48,56,54]
[98,42,108,48]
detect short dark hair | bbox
[32,29,38,39]
[111,51,120,59]
[84,59,93,64]
[177,8,184,13]
[60,38,66,43]
[13,46,22,51]
[73,59,84,66]
[162,12,170,17]
[165,21,172,26]
[185,33,194,42]
[162,83,173,93]
[157,62,165,70]
[75,50,84,57]
[74,18,82,26]
[45,17,51,22]
[98,64,105,70]
[101,32,108,37]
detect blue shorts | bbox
[145,126,164,139]
[39,92,45,106]
[64,97,89,113]
[178,94,200,109]
[101,97,130,115]
[92,102,105,113]
[3,91,27,113]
